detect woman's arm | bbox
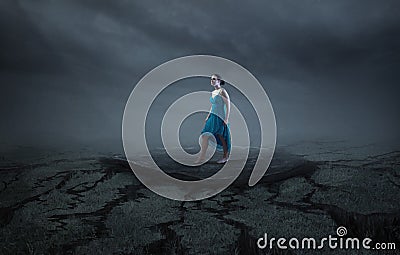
[205,106,212,121]
[220,89,230,124]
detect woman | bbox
[195,74,231,164]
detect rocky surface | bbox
[0,141,399,254]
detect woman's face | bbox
[210,75,220,87]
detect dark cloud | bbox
[1,0,399,150]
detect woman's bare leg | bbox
[217,134,228,158]
[196,135,209,162]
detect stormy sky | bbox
[1,0,399,153]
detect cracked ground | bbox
[0,141,399,254]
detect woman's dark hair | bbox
[213,73,225,85]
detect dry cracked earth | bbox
[0,141,399,254]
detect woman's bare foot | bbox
[217,157,229,164]
[194,156,206,164]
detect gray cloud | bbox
[1,0,399,151]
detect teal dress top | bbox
[201,89,231,153]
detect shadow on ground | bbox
[0,142,399,254]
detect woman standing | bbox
[195,74,231,164]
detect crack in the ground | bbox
[1,149,399,254]
[143,202,189,255]
[0,170,77,227]
[45,157,146,253]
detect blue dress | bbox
[201,90,231,153]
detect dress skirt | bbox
[201,113,231,153]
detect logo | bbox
[122,55,276,201]
[336,226,347,237]
[257,226,396,251]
